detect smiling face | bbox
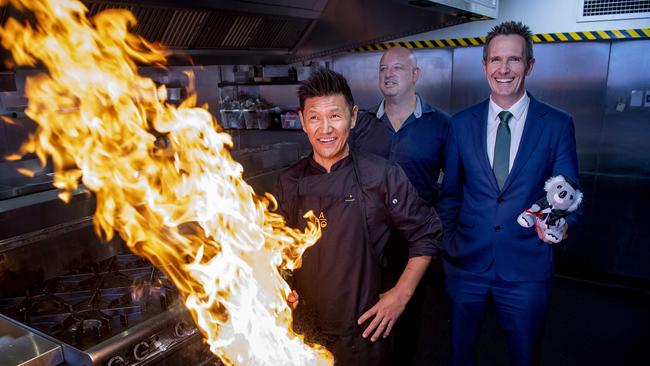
[378,47,420,99]
[299,94,358,172]
[483,34,535,109]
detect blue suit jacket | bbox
[436,94,580,281]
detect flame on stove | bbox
[131,278,166,304]
[0,0,332,365]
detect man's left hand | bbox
[357,288,410,342]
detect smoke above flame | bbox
[0,0,331,365]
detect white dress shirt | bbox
[487,93,530,172]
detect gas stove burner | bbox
[9,292,73,321]
[60,309,113,345]
[0,253,203,365]
[0,254,181,338]
[72,318,102,333]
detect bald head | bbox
[378,46,420,99]
[380,46,418,69]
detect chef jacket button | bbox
[494,225,502,232]
[392,198,398,205]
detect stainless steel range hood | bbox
[92,0,492,64]
[292,0,496,62]
[0,0,494,64]
[408,0,498,18]
[75,0,325,65]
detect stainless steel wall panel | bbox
[526,42,611,173]
[600,40,650,177]
[332,52,383,110]
[570,40,650,281]
[413,48,453,114]
[450,46,490,113]
[332,48,453,112]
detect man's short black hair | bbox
[483,21,534,62]
[298,68,354,113]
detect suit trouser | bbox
[443,259,550,366]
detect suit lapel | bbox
[472,100,500,193]
[501,95,547,192]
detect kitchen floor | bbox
[408,273,650,366]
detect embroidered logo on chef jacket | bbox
[318,211,328,228]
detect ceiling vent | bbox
[578,0,650,22]
[408,0,498,18]
[84,2,311,50]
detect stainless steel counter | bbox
[0,314,63,366]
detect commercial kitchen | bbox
[0,0,648,365]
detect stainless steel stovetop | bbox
[0,254,214,366]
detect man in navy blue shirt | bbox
[350,46,449,206]
[349,46,450,365]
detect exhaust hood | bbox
[408,0,498,18]
[0,0,494,65]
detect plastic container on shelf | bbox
[255,109,270,129]
[218,109,228,129]
[221,109,245,129]
[280,111,301,129]
[233,109,246,129]
[243,109,257,129]
[257,107,281,129]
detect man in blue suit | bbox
[437,21,580,366]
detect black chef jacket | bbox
[274,152,441,338]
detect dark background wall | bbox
[333,39,650,283]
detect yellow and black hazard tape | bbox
[350,28,650,52]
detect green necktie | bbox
[493,110,513,190]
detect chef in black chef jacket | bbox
[275,68,442,366]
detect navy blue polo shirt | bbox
[350,96,450,205]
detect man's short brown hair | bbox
[483,21,534,62]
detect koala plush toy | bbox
[517,175,583,244]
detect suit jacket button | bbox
[494,225,501,232]
[497,198,504,203]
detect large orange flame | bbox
[0,0,331,364]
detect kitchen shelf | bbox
[218,80,300,87]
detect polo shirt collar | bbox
[376,95,424,119]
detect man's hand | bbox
[287,290,299,310]
[357,287,410,342]
[535,223,568,244]
[356,256,431,342]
